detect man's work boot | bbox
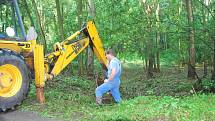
[96,97,102,105]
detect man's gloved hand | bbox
[104,79,109,83]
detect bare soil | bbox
[0,110,60,121]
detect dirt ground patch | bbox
[0,110,60,121]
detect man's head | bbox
[105,49,115,61]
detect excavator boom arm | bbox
[33,21,108,103]
[35,21,108,80]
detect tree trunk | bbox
[147,35,154,78]
[0,8,2,31]
[55,0,65,41]
[203,61,207,77]
[87,0,95,77]
[156,32,160,72]
[165,34,168,50]
[88,0,96,18]
[144,53,148,71]
[32,0,47,51]
[212,38,215,80]
[156,3,160,72]
[23,0,34,27]
[178,38,183,67]
[5,6,9,32]
[186,0,196,79]
[147,50,154,78]
[152,54,157,71]
[141,0,155,78]
[211,20,215,80]
[202,0,207,77]
[178,1,183,68]
[76,0,83,76]
[53,15,58,37]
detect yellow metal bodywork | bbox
[48,21,108,76]
[0,40,33,53]
[50,38,90,76]
[0,20,108,102]
[34,45,45,87]
[0,64,22,97]
[63,31,81,45]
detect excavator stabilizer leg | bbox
[34,45,45,103]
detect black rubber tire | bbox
[0,49,30,112]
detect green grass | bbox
[93,94,215,121]
[20,63,215,121]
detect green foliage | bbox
[21,75,96,120]
[197,78,215,92]
[161,50,179,65]
[93,94,215,121]
[121,64,193,98]
[14,0,215,120]
[20,62,215,121]
[14,0,215,68]
[21,81,215,121]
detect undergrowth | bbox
[20,63,215,121]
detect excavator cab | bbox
[0,0,108,112]
[0,0,26,41]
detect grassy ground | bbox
[20,62,215,121]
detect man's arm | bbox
[108,68,116,81]
[104,68,116,83]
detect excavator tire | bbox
[0,49,30,112]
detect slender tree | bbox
[155,3,160,72]
[141,0,158,78]
[55,0,65,41]
[186,0,196,79]
[202,0,208,77]
[23,0,34,27]
[87,0,95,77]
[77,0,84,75]
[31,0,47,51]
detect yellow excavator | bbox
[0,0,108,111]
